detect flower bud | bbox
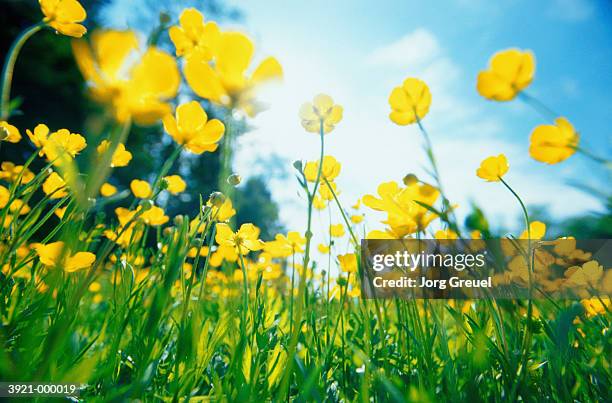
[403,174,418,186]
[163,227,173,237]
[140,200,154,211]
[226,173,241,186]
[336,277,348,287]
[173,215,184,226]
[208,191,225,207]
[159,178,169,190]
[293,160,303,172]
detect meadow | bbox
[0,1,610,401]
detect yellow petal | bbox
[184,55,226,102]
[251,57,283,84]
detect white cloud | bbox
[367,29,441,70]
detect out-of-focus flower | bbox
[72,30,179,125]
[169,8,220,59]
[581,297,610,317]
[519,221,546,240]
[565,260,603,288]
[35,241,95,272]
[41,129,87,164]
[363,181,440,237]
[162,101,224,154]
[313,195,327,210]
[477,49,535,101]
[9,199,30,215]
[0,162,34,184]
[130,179,151,199]
[42,172,68,199]
[0,186,10,208]
[338,253,358,273]
[299,94,343,134]
[0,121,21,143]
[350,215,364,224]
[215,223,264,255]
[304,156,341,182]
[435,229,458,239]
[100,182,117,197]
[476,154,509,182]
[97,140,132,167]
[388,78,431,125]
[318,180,339,201]
[330,224,345,238]
[318,244,330,254]
[39,0,87,38]
[163,175,186,194]
[184,32,282,116]
[140,205,169,226]
[529,117,579,164]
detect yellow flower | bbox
[519,221,546,240]
[318,180,339,201]
[299,94,343,134]
[363,181,440,237]
[313,195,327,210]
[100,182,117,197]
[9,199,30,216]
[42,172,68,199]
[350,215,364,224]
[304,155,341,182]
[529,117,579,164]
[318,244,330,254]
[88,281,101,292]
[476,154,509,182]
[330,224,345,238]
[215,223,264,255]
[35,241,96,272]
[130,180,151,199]
[264,231,307,257]
[169,8,220,59]
[0,121,21,143]
[39,0,87,38]
[162,101,225,154]
[566,261,604,288]
[184,32,283,116]
[337,253,358,273]
[164,175,186,194]
[72,30,180,125]
[0,162,34,184]
[581,297,610,317]
[388,78,431,125]
[207,197,236,222]
[140,205,169,226]
[97,140,132,167]
[0,185,10,208]
[434,229,458,240]
[41,128,87,164]
[26,124,50,153]
[477,49,535,101]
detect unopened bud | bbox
[226,173,242,186]
[173,215,184,226]
[336,277,348,287]
[293,160,303,172]
[208,191,225,207]
[159,12,171,24]
[403,174,418,186]
[140,200,154,211]
[162,227,173,237]
[159,178,169,190]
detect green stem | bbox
[1,23,43,120]
[518,92,559,122]
[238,249,250,335]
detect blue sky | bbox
[102,0,612,238]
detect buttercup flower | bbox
[565,260,603,288]
[169,8,220,59]
[0,121,21,143]
[330,224,345,238]
[0,186,10,208]
[363,181,440,237]
[388,78,431,125]
[184,32,283,116]
[264,231,307,257]
[100,182,117,197]
[72,30,180,124]
[318,180,339,201]
[97,140,132,167]
[476,154,509,182]
[39,0,87,38]
[162,101,225,154]
[477,49,535,101]
[140,205,169,226]
[42,172,68,199]
[318,244,330,254]
[304,156,341,182]
[130,180,152,199]
[35,241,96,272]
[519,221,546,240]
[337,253,357,273]
[0,162,34,184]
[529,117,579,164]
[350,215,364,224]
[215,223,264,255]
[207,197,236,222]
[299,94,343,134]
[27,126,87,164]
[164,175,187,194]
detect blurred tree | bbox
[0,0,284,240]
